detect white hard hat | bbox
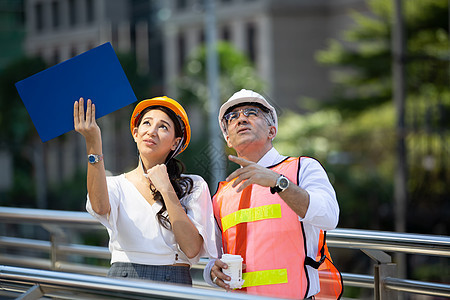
[218,89,278,140]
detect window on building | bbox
[52,48,60,65]
[246,22,256,62]
[177,32,186,73]
[88,42,95,50]
[69,0,76,26]
[176,0,187,11]
[86,0,95,23]
[35,48,43,58]
[70,46,77,58]
[35,2,43,32]
[222,25,230,41]
[51,1,59,28]
[198,29,204,45]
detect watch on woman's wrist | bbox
[88,154,103,164]
[270,174,289,194]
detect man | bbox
[203,89,341,299]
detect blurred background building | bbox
[22,0,368,109]
[1,0,448,235]
[24,0,162,78]
[0,0,25,70]
[1,0,367,196]
[162,0,367,110]
[1,1,449,297]
[18,0,165,194]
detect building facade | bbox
[22,0,162,193]
[162,0,367,110]
[25,0,149,64]
[16,0,367,205]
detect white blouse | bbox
[86,174,218,266]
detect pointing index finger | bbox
[228,155,252,167]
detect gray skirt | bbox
[108,262,192,286]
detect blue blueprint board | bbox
[15,42,137,142]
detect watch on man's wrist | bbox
[270,174,289,194]
[88,154,103,164]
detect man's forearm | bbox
[278,183,310,218]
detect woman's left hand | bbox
[146,164,172,194]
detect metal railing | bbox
[0,265,278,300]
[1,206,449,299]
[326,228,450,257]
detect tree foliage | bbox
[274,2,449,291]
[316,0,449,117]
[275,103,396,230]
[0,56,47,206]
[176,42,265,186]
[177,41,264,108]
[277,0,449,234]
[0,57,46,147]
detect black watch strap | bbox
[270,174,289,194]
[270,185,282,194]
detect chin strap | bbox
[165,136,185,163]
[140,155,158,195]
[139,136,185,176]
[139,155,148,177]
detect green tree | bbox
[177,41,265,110]
[316,0,449,117]
[274,1,449,293]
[307,0,449,234]
[275,104,396,230]
[0,56,47,206]
[176,42,265,187]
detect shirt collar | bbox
[257,147,288,168]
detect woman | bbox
[73,96,217,285]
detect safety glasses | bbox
[223,107,261,124]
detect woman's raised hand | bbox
[74,98,101,142]
[75,97,108,215]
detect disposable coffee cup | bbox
[220,254,244,289]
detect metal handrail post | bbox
[377,263,397,300]
[43,224,67,270]
[362,249,398,300]
[50,234,57,270]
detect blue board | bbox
[15,42,137,142]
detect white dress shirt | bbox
[204,147,339,298]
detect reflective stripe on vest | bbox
[221,204,282,232]
[242,268,288,288]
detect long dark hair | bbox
[136,106,193,229]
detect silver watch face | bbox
[279,176,289,189]
[88,154,97,163]
[88,154,102,164]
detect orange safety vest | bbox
[213,156,343,299]
[313,231,344,299]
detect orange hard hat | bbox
[130,96,191,155]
